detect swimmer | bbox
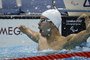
[19,9,90,51]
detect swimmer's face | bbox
[38,17,51,37]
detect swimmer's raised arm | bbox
[19,25,39,43]
[77,14,90,29]
[64,14,90,49]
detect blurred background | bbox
[0,0,65,14]
[0,0,89,16]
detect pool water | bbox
[0,44,90,60]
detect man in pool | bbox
[19,9,90,51]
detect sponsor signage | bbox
[0,18,40,47]
[62,16,86,36]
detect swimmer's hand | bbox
[18,25,27,34]
[19,25,39,43]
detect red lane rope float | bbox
[11,52,90,60]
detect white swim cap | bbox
[42,9,62,28]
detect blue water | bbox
[0,46,58,59]
[0,42,90,60]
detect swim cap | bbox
[42,9,62,28]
